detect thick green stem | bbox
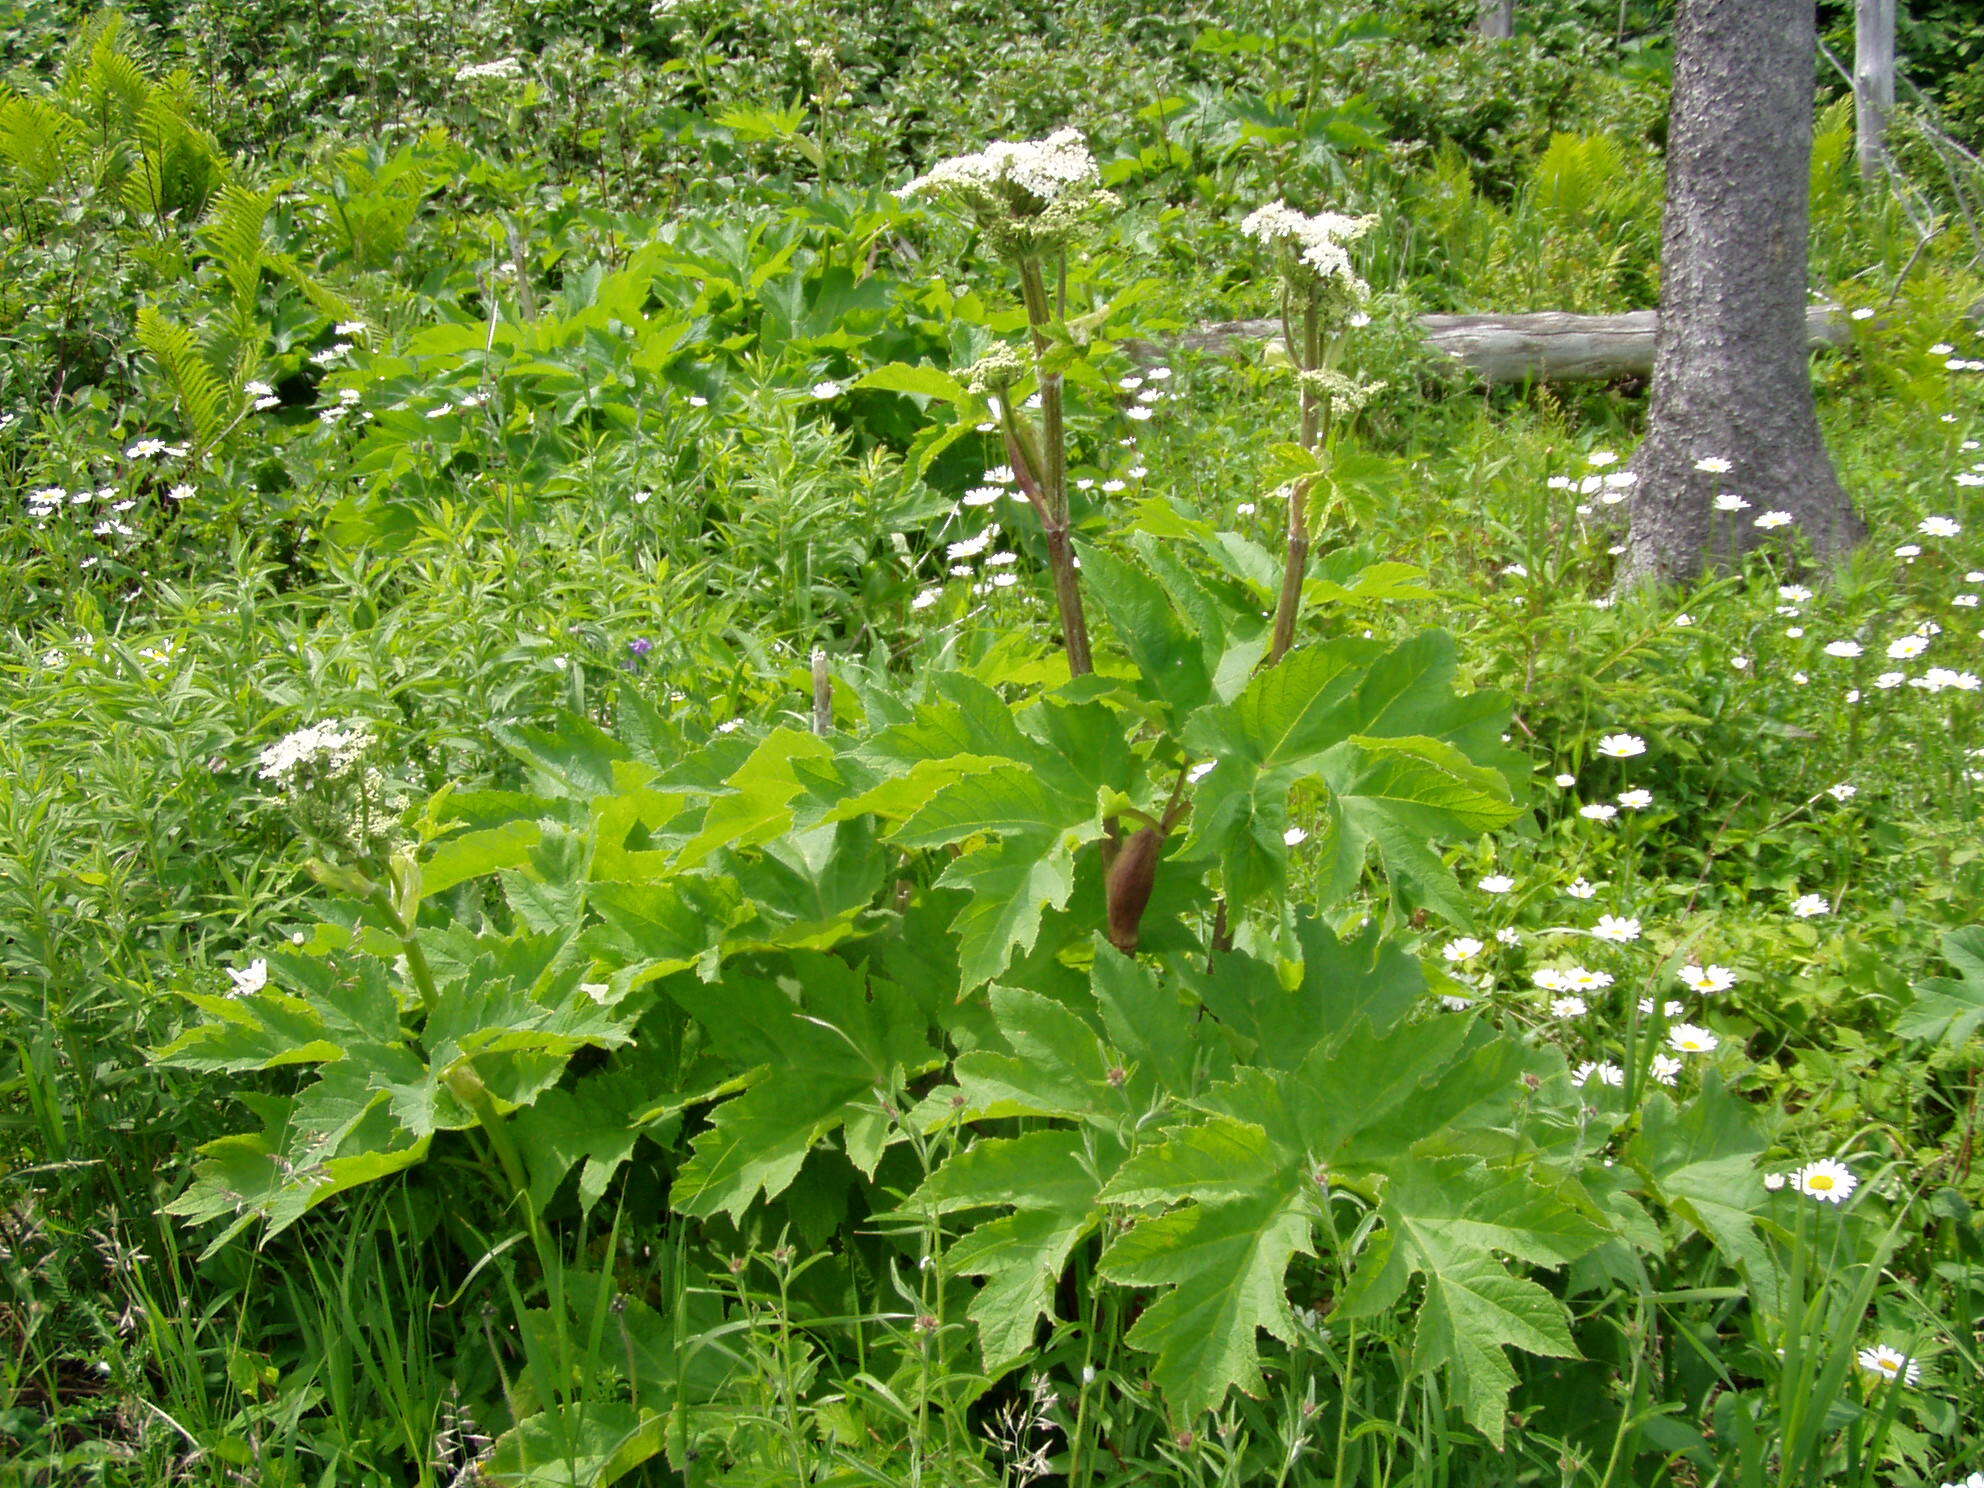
[1013,252,1093,676]
[1268,292,1325,664]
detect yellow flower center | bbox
[1809,1174,1836,1191]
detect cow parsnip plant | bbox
[149,140,1671,1463]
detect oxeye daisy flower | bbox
[1494,927,1522,946]
[1617,788,1653,809]
[1678,964,1736,994]
[1549,995,1588,1018]
[1649,1053,1683,1085]
[1441,937,1484,963]
[1827,782,1856,801]
[1571,1060,1624,1088]
[1822,640,1862,658]
[1579,803,1619,823]
[1595,733,1646,758]
[1667,1024,1718,1054]
[1753,510,1793,529]
[1478,873,1516,894]
[1887,634,1930,660]
[1790,893,1831,919]
[1854,1344,1919,1385]
[1791,1158,1857,1203]
[1919,515,1961,538]
[1592,914,1641,943]
[1564,879,1597,899]
[1694,456,1732,473]
[1712,493,1750,511]
[1283,826,1308,846]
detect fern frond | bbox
[136,306,234,459]
[201,181,274,318]
[0,92,85,198]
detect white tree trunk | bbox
[1854,0,1896,182]
[1475,0,1515,40]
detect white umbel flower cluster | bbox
[899,126,1099,208]
[1240,200,1377,288]
[258,720,373,787]
[257,720,408,855]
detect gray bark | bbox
[1854,0,1896,182]
[1475,0,1515,40]
[1622,0,1863,586]
[1125,307,1851,383]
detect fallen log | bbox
[1134,307,1852,384]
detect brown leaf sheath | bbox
[1105,826,1162,955]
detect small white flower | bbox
[1494,927,1522,946]
[1564,879,1597,899]
[1731,655,1750,670]
[1679,964,1737,994]
[225,959,270,997]
[1854,1345,1919,1386]
[1587,450,1618,467]
[1694,457,1733,474]
[1592,914,1641,943]
[1895,543,1922,559]
[1822,640,1862,658]
[1887,634,1930,660]
[1639,997,1686,1018]
[1919,515,1962,538]
[1571,1060,1624,1088]
[1617,788,1653,810]
[946,530,996,561]
[1579,803,1619,823]
[1672,613,1693,627]
[1712,493,1751,512]
[1667,1024,1718,1054]
[1792,1157,1857,1203]
[1478,874,1516,894]
[1827,782,1857,801]
[1648,1053,1683,1086]
[1763,1171,1786,1191]
[1442,937,1485,963]
[1790,893,1831,919]
[1553,773,1576,788]
[810,380,843,399]
[1875,670,1906,688]
[1550,995,1588,1018]
[1930,342,1955,355]
[1954,594,1979,608]
[1753,510,1793,529]
[1283,826,1309,846]
[1237,502,1257,516]
[126,438,169,459]
[911,588,942,611]
[1595,733,1646,759]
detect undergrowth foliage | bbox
[5,5,1984,1487]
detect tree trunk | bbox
[1622,0,1863,586]
[1475,0,1515,39]
[1854,0,1896,183]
